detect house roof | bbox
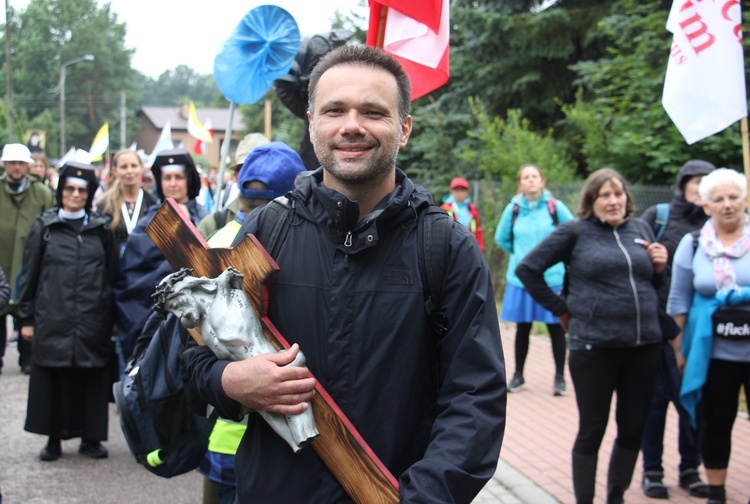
[138,105,245,133]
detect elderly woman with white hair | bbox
[667,168,750,504]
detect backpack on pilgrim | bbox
[113,312,218,478]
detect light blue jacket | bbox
[495,189,574,288]
[678,293,718,428]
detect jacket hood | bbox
[675,159,716,199]
[290,168,433,247]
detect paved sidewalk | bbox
[483,321,750,504]
[3,321,748,503]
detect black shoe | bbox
[78,440,108,459]
[39,439,62,461]
[553,374,567,396]
[508,373,526,393]
[679,468,708,498]
[641,471,669,499]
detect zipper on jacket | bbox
[613,228,641,344]
[343,231,353,268]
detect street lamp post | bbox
[58,54,94,159]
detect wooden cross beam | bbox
[145,199,399,504]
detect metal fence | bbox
[465,180,675,220]
[419,179,676,300]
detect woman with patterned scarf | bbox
[667,168,750,504]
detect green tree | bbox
[401,0,617,195]
[136,65,222,107]
[461,104,576,185]
[562,0,747,182]
[445,0,614,125]
[239,90,305,148]
[1,0,134,157]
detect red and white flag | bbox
[662,0,747,144]
[367,0,449,101]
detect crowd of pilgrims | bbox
[3,144,249,462]
[1,136,748,504]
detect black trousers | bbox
[0,314,5,368]
[569,344,661,455]
[701,358,750,469]
[515,322,567,376]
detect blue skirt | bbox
[500,283,561,324]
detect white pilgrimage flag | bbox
[147,121,173,167]
[89,122,109,162]
[662,0,747,145]
[58,147,78,167]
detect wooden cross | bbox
[146,199,399,504]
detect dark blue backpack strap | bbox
[417,205,453,340]
[509,203,520,253]
[256,196,295,259]
[654,203,670,242]
[690,229,700,255]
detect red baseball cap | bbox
[450,177,469,189]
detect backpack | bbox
[213,209,228,230]
[510,198,558,253]
[653,203,670,242]
[113,312,218,478]
[255,197,453,339]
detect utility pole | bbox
[120,89,126,149]
[5,0,13,140]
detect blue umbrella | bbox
[214,5,301,105]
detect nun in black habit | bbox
[18,162,119,461]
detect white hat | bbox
[1,143,34,164]
[234,133,270,167]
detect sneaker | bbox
[78,440,108,459]
[553,374,567,396]
[39,438,62,461]
[508,374,526,393]
[641,470,669,499]
[679,468,708,498]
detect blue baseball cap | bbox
[238,142,306,200]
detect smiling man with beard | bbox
[184,45,507,504]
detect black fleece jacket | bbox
[516,217,665,350]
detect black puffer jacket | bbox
[640,159,714,306]
[18,209,118,367]
[517,217,664,350]
[184,168,506,504]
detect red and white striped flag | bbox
[662,0,747,144]
[367,0,449,101]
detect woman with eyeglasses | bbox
[18,162,119,462]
